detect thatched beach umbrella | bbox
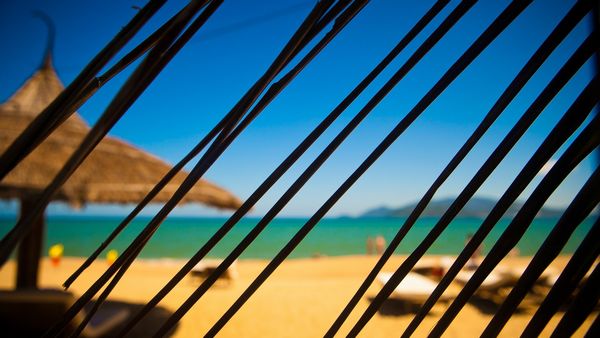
[0,50,243,289]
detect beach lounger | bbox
[454,269,514,291]
[190,259,239,283]
[0,289,129,337]
[377,272,453,304]
[540,262,597,289]
[407,256,452,278]
[454,268,520,304]
[508,265,559,286]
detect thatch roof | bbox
[0,55,243,210]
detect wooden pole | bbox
[16,197,44,289]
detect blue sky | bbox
[0,0,597,217]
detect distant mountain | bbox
[361,197,564,218]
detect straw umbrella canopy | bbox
[0,52,243,288]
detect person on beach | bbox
[366,236,375,255]
[106,249,118,265]
[375,235,386,255]
[49,243,64,267]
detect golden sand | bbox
[0,255,595,337]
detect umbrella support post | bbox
[16,198,44,289]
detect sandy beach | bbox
[0,255,595,337]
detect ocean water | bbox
[0,216,593,259]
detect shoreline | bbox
[20,253,538,268]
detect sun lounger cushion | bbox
[377,272,451,302]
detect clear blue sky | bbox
[0,0,597,217]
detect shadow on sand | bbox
[368,296,429,316]
[85,299,179,338]
[367,295,531,317]
[466,294,528,315]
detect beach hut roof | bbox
[0,53,243,210]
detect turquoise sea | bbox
[0,216,593,259]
